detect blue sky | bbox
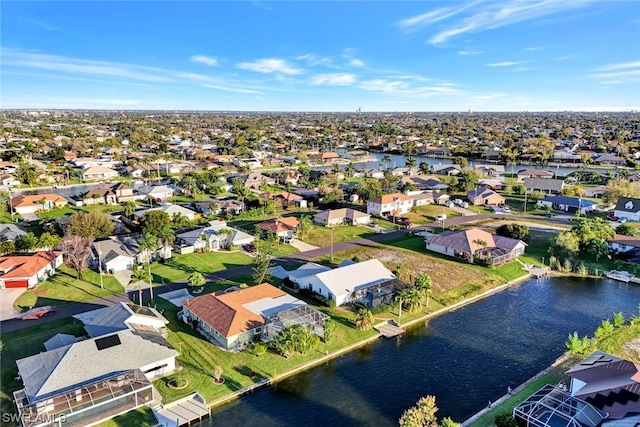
[2,1,639,112]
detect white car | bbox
[503,207,511,213]
[444,200,453,207]
[436,214,447,221]
[461,201,469,208]
[453,199,462,206]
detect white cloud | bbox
[414,0,595,45]
[358,79,463,98]
[348,58,365,67]
[597,61,640,71]
[237,58,303,75]
[2,48,172,82]
[397,2,481,33]
[203,84,264,95]
[190,55,219,66]
[297,54,335,68]
[485,61,524,67]
[589,61,640,82]
[458,50,483,55]
[311,73,356,86]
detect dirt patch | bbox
[34,290,50,297]
[621,338,640,362]
[351,247,501,293]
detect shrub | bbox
[250,342,267,356]
[495,412,517,427]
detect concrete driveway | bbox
[289,238,319,252]
[1,288,26,320]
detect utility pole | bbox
[97,249,104,290]
[524,190,527,214]
[330,228,334,262]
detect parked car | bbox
[444,200,453,207]
[281,236,293,243]
[369,221,378,227]
[243,244,257,253]
[453,198,462,206]
[607,215,619,221]
[436,214,447,221]
[503,206,511,213]
[460,201,469,208]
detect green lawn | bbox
[96,407,158,427]
[13,265,125,311]
[150,251,255,282]
[0,318,87,418]
[153,295,378,404]
[405,204,461,225]
[299,224,377,246]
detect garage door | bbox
[4,280,29,288]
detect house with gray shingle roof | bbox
[614,196,640,222]
[13,329,177,427]
[425,228,525,265]
[523,178,566,195]
[0,223,26,242]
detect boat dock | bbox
[153,393,210,427]
[528,266,550,278]
[375,320,405,338]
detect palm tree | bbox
[138,233,158,299]
[355,308,374,330]
[131,266,149,305]
[298,215,313,239]
[157,224,176,260]
[414,273,433,308]
[405,157,417,169]
[382,154,392,171]
[123,201,137,219]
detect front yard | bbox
[13,265,124,311]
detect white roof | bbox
[308,259,395,297]
[242,294,306,318]
[288,262,332,280]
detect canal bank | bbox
[203,274,640,426]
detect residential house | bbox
[291,259,397,307]
[401,175,448,191]
[614,196,640,222]
[431,164,461,176]
[537,196,597,215]
[514,351,640,425]
[82,165,119,181]
[366,193,413,217]
[390,167,418,177]
[477,179,503,191]
[313,208,370,227]
[82,187,118,205]
[523,178,566,195]
[77,302,169,338]
[255,217,300,238]
[180,283,328,350]
[608,234,640,253]
[234,172,276,190]
[138,185,175,201]
[216,198,245,215]
[466,188,505,206]
[366,169,385,179]
[475,164,505,177]
[112,182,135,202]
[11,194,68,215]
[0,174,20,188]
[425,228,526,266]
[91,239,138,273]
[0,251,63,289]
[517,169,555,181]
[409,191,450,207]
[174,221,254,254]
[552,150,582,164]
[277,169,300,186]
[273,191,306,209]
[595,153,626,166]
[319,152,341,162]
[0,223,27,242]
[13,329,177,427]
[233,158,262,169]
[134,204,198,222]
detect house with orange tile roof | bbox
[425,228,525,266]
[366,192,413,217]
[0,251,63,289]
[256,216,300,238]
[319,152,341,162]
[180,283,328,350]
[10,193,68,215]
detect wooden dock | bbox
[529,266,550,278]
[375,321,405,338]
[154,393,210,426]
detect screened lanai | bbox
[514,384,608,427]
[263,305,329,339]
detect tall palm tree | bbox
[414,273,433,307]
[123,201,137,219]
[382,155,392,171]
[157,224,176,260]
[131,266,149,306]
[138,233,158,299]
[355,308,374,330]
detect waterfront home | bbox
[112,182,135,202]
[82,187,118,205]
[523,178,566,195]
[614,196,640,222]
[515,351,640,425]
[255,217,300,238]
[0,251,63,289]
[82,165,119,181]
[475,164,505,177]
[313,208,370,227]
[138,184,175,201]
[10,193,68,215]
[366,169,385,179]
[320,152,341,162]
[13,329,177,427]
[291,259,397,307]
[430,164,461,176]
[390,167,419,177]
[607,234,640,253]
[595,153,626,166]
[425,228,525,266]
[467,187,505,206]
[517,169,555,181]
[180,283,328,351]
[366,193,413,217]
[537,195,597,215]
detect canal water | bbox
[204,276,640,426]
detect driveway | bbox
[450,205,476,216]
[0,288,26,320]
[289,238,320,252]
